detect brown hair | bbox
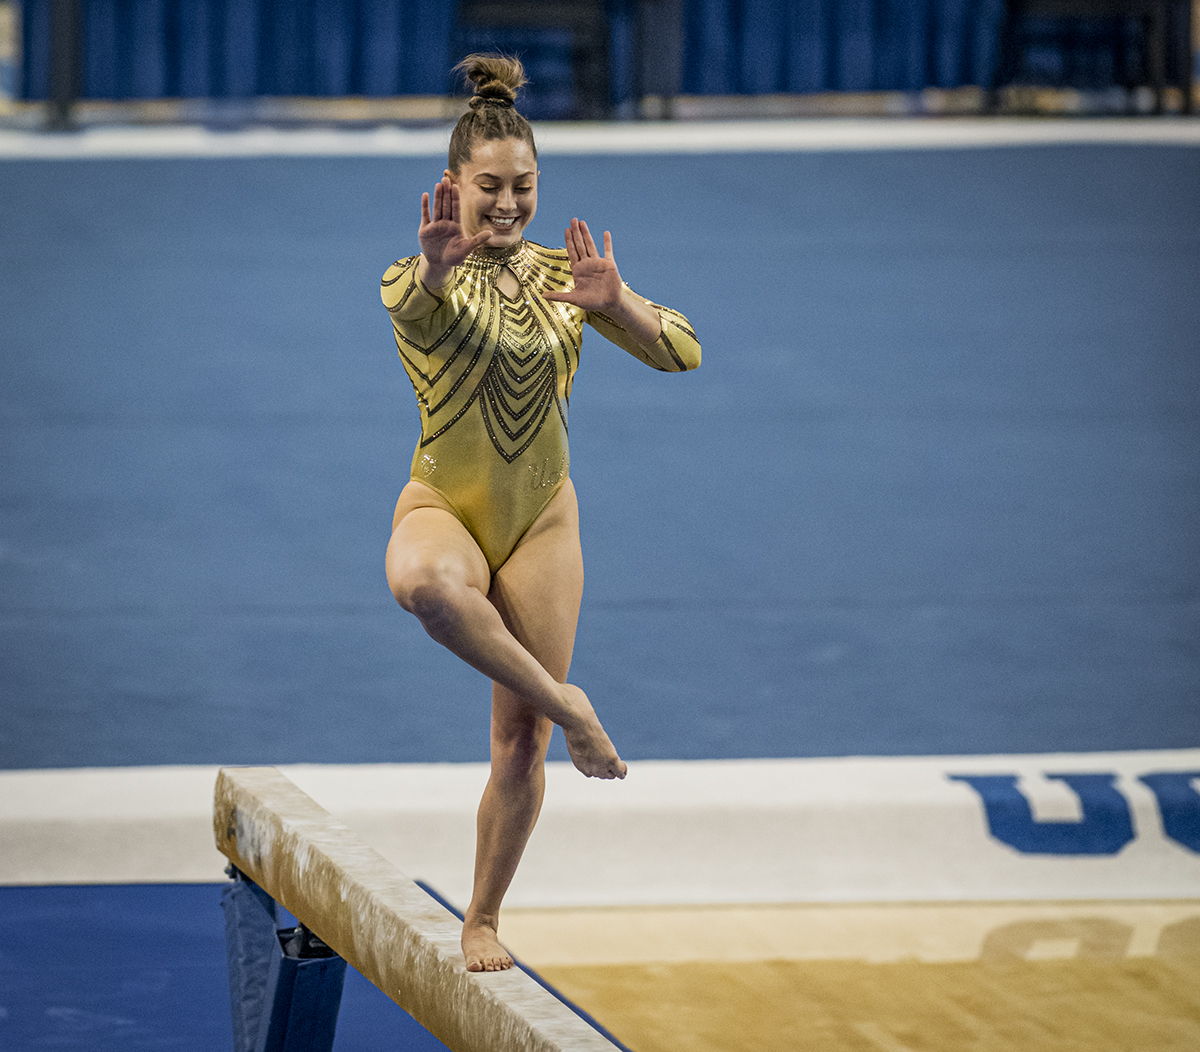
[447,54,538,174]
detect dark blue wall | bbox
[681,0,1002,94]
[20,0,1009,102]
[20,0,457,100]
[13,2,1192,112]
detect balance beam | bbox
[213,766,619,1052]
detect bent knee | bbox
[389,564,470,628]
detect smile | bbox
[487,216,518,228]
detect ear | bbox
[444,168,457,184]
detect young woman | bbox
[382,55,700,972]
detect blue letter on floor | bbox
[948,773,1135,855]
[1138,772,1200,853]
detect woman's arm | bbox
[590,280,662,345]
[382,256,445,322]
[587,298,701,373]
[542,219,700,372]
[383,176,491,322]
[419,176,490,287]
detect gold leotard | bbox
[381,239,700,572]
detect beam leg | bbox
[255,926,347,1052]
[222,867,347,1052]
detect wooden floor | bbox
[501,902,1200,1052]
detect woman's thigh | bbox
[386,480,491,600]
[487,480,584,685]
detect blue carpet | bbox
[1,146,1198,768]
[0,883,450,1051]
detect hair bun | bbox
[455,53,527,109]
[446,53,537,173]
[467,81,514,109]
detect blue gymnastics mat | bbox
[0,882,451,1052]
[1,143,1198,770]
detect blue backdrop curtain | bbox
[24,0,1167,103]
[681,0,1004,93]
[20,0,458,99]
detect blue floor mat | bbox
[1,146,1198,768]
[0,883,451,1052]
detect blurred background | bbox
[0,0,1196,127]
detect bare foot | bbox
[559,683,627,780]
[462,916,514,972]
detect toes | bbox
[465,945,513,972]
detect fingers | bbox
[577,219,600,258]
[560,219,618,290]
[421,191,431,227]
[565,218,609,261]
[467,229,493,250]
[562,224,579,265]
[564,218,604,263]
[431,176,457,223]
[566,218,593,259]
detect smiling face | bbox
[448,137,538,250]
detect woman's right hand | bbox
[419,176,492,280]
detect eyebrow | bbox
[474,171,536,181]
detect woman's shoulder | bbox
[522,240,570,270]
[521,240,574,292]
[382,255,419,286]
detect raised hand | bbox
[542,218,623,312]
[419,175,492,273]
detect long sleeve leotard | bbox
[381,238,700,573]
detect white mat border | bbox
[3,750,1198,906]
[2,118,1199,159]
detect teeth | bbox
[489,217,516,227]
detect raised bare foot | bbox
[559,683,627,780]
[462,916,514,972]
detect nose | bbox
[497,186,516,211]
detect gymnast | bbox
[381,54,701,972]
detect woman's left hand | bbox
[542,218,623,312]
